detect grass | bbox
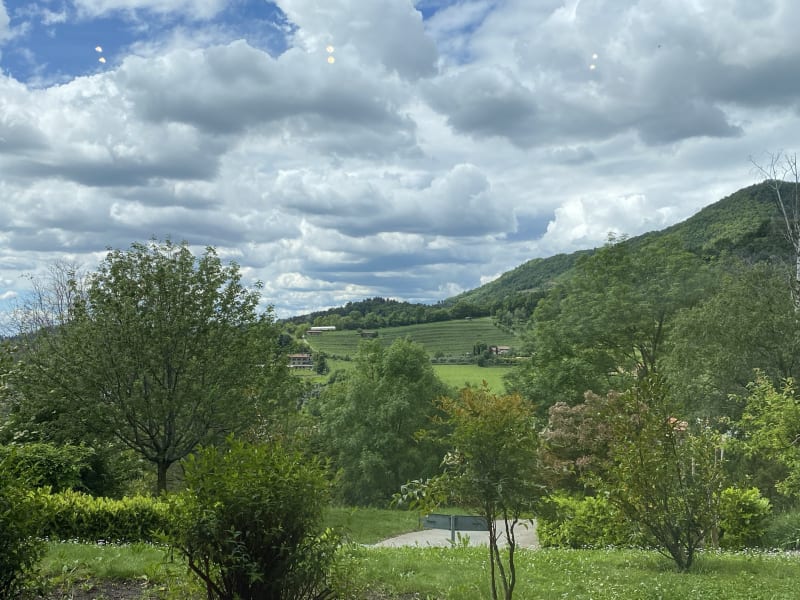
[305,317,518,358]
[36,541,199,598]
[35,543,800,599]
[324,506,421,544]
[346,546,800,599]
[34,502,800,599]
[432,364,511,392]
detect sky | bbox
[1,0,799,322]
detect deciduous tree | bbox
[11,240,291,493]
[310,337,448,505]
[397,386,545,600]
[507,236,706,416]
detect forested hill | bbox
[448,181,790,308]
[286,181,791,327]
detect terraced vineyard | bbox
[304,317,518,358]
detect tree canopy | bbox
[9,240,291,493]
[310,337,449,506]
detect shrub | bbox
[0,442,94,492]
[763,507,800,550]
[718,486,771,549]
[164,437,337,600]
[537,493,640,548]
[0,454,45,599]
[37,490,170,543]
[0,441,143,498]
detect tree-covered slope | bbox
[451,181,791,310]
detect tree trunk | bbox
[156,461,170,495]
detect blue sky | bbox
[1,0,800,325]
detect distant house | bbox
[307,326,336,336]
[288,353,314,369]
[489,345,511,356]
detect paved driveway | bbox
[372,519,538,549]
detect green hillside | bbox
[444,249,592,308]
[304,317,517,358]
[450,181,790,308]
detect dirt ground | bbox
[37,579,165,600]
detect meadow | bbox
[36,511,800,600]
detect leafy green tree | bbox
[507,236,706,416]
[397,386,545,600]
[11,240,292,493]
[590,378,725,571]
[665,261,800,418]
[310,337,448,505]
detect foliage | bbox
[36,489,170,543]
[0,442,96,493]
[0,452,45,599]
[537,493,641,549]
[738,374,800,498]
[398,385,545,600]
[718,487,771,550]
[540,392,619,493]
[10,239,294,493]
[163,437,337,600]
[763,507,800,550]
[590,377,725,572]
[508,236,707,416]
[310,337,449,506]
[285,296,477,330]
[665,261,800,419]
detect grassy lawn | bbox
[36,542,800,599]
[32,504,800,599]
[294,359,512,393]
[324,506,421,544]
[347,546,800,599]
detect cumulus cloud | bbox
[1,0,800,316]
[277,0,438,80]
[540,193,676,254]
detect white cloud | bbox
[540,193,675,254]
[277,0,438,80]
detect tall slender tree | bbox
[752,152,800,310]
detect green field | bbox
[304,317,518,358]
[433,364,511,392]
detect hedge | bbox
[36,489,170,543]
